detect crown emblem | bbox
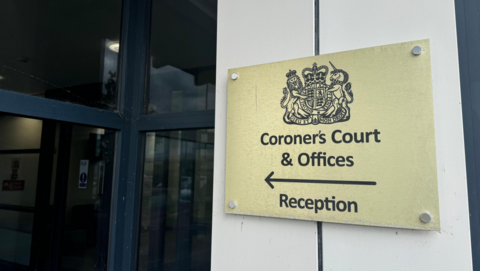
[280,62,354,125]
[302,62,329,89]
[286,69,297,79]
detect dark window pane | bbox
[0,114,115,270]
[138,129,214,271]
[58,124,115,271]
[0,210,34,266]
[0,0,122,110]
[146,0,217,114]
[0,115,43,267]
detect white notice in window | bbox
[79,160,89,189]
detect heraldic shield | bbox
[280,62,354,125]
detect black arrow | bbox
[264,171,377,189]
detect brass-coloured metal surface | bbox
[225,39,439,230]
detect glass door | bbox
[0,1,124,268]
[0,0,217,269]
[0,113,116,271]
[138,129,214,271]
[0,114,42,270]
[53,123,116,271]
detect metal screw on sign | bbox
[231,73,238,80]
[412,46,423,56]
[420,212,432,223]
[228,200,237,209]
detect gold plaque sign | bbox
[225,39,439,230]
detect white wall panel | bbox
[320,0,473,270]
[212,0,318,270]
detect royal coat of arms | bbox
[280,62,354,125]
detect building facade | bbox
[0,0,479,270]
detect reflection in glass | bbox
[0,210,34,266]
[0,115,42,267]
[138,129,214,271]
[146,0,217,114]
[59,125,115,271]
[0,113,115,270]
[0,0,122,110]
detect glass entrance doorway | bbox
[0,113,115,271]
[0,0,217,269]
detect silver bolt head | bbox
[420,212,432,223]
[412,46,423,56]
[231,73,238,80]
[228,200,237,209]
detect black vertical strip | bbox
[31,120,56,270]
[315,0,319,56]
[455,0,480,269]
[143,0,153,114]
[314,1,322,270]
[48,122,73,270]
[317,222,323,271]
